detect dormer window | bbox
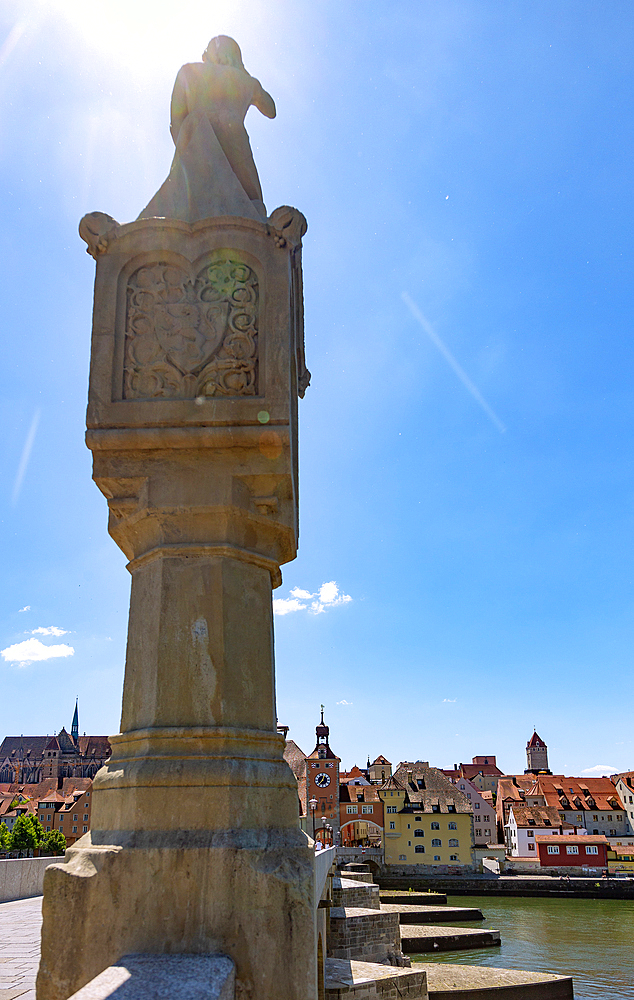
[432,804,440,813]
[448,804,456,813]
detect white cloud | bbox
[30,626,69,637]
[18,606,30,613]
[442,698,457,703]
[1,638,75,667]
[337,699,353,706]
[273,581,352,617]
[272,598,307,616]
[580,764,617,776]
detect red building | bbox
[535,834,608,868]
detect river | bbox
[411,894,634,998]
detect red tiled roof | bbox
[535,834,607,844]
[372,756,391,766]
[510,804,562,829]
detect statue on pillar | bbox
[139,35,276,223]
[39,36,316,1000]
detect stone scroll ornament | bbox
[123,256,258,399]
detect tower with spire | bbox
[306,706,341,844]
[525,730,551,774]
[71,699,79,746]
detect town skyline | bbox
[1,2,634,776]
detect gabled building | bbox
[612,772,634,835]
[505,804,568,858]
[447,756,504,795]
[444,773,496,845]
[378,762,473,870]
[367,756,392,785]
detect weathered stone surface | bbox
[380,903,484,924]
[415,962,573,999]
[325,958,427,999]
[332,876,381,910]
[67,955,234,1000]
[328,907,404,966]
[400,925,501,953]
[38,209,314,1000]
[379,892,448,906]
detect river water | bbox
[411,894,634,998]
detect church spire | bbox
[71,699,79,745]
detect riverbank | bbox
[413,894,634,1000]
[378,872,634,899]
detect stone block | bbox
[67,954,234,1000]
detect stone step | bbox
[337,870,379,884]
[400,925,501,953]
[415,962,573,999]
[379,892,447,906]
[381,904,483,924]
[326,958,427,999]
[333,875,381,910]
[329,907,405,965]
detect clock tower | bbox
[306,706,340,844]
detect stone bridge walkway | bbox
[0,896,42,1000]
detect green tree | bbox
[0,821,10,850]
[9,814,38,851]
[39,830,66,856]
[30,814,45,844]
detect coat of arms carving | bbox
[123,255,258,399]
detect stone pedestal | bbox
[37,212,315,1000]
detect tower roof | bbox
[527,731,546,748]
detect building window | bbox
[547,846,559,855]
[474,803,480,809]
[347,805,357,814]
[387,805,397,813]
[585,845,598,855]
[408,841,411,846]
[528,844,535,851]
[431,838,441,847]
[433,855,441,861]
[362,805,373,814]
[593,815,598,821]
[431,822,440,830]
[448,839,459,847]
[72,826,78,833]
[390,822,395,830]
[399,854,407,861]
[449,854,458,861]
[415,845,425,854]
[432,804,440,812]
[73,815,78,821]
[414,830,424,838]
[83,814,89,821]
[46,826,50,832]
[527,830,534,837]
[566,845,579,855]
[608,815,612,821]
[83,825,88,832]
[476,829,482,837]
[415,816,421,822]
[448,822,457,830]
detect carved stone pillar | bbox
[36,211,315,1000]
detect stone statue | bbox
[138,36,276,223]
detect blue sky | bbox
[1,1,633,778]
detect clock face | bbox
[315,772,331,788]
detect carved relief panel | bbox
[122,254,258,399]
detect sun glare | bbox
[46,0,272,80]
